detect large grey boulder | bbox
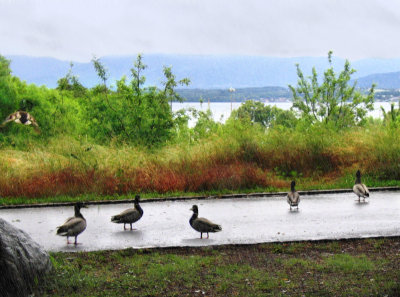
[0,218,53,297]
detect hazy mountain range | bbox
[6,54,400,90]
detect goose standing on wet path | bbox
[111,195,143,230]
[56,202,87,245]
[287,180,300,210]
[353,170,369,202]
[189,205,222,239]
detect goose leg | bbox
[74,236,78,245]
[200,232,203,239]
[124,223,126,230]
[130,223,133,230]
[207,233,209,239]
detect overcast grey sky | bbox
[1,0,400,62]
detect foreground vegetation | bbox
[34,238,400,296]
[2,122,400,205]
[1,52,400,204]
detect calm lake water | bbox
[172,101,394,127]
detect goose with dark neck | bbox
[111,195,144,230]
[287,180,300,210]
[56,202,87,245]
[353,170,369,202]
[189,205,222,239]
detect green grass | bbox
[323,254,375,273]
[35,238,400,296]
[3,123,400,204]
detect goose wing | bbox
[111,208,142,223]
[1,112,17,126]
[353,184,369,197]
[287,192,300,206]
[57,216,75,226]
[192,217,222,233]
[27,113,39,127]
[361,183,369,196]
[57,217,86,236]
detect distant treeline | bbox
[176,86,292,102]
[176,86,400,102]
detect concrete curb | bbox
[1,186,399,210]
[124,235,400,253]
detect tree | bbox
[289,51,375,128]
[56,62,86,97]
[92,56,131,139]
[231,100,298,128]
[162,66,190,108]
[131,53,147,97]
[86,54,191,146]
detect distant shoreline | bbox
[173,99,398,103]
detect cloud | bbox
[1,0,400,61]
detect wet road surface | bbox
[1,191,399,252]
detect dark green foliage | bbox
[0,52,382,152]
[56,63,87,98]
[84,55,190,146]
[0,55,18,120]
[2,54,192,146]
[0,56,83,146]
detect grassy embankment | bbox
[34,238,400,296]
[1,123,400,205]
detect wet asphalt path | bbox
[1,191,400,252]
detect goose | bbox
[189,205,222,239]
[56,202,88,245]
[287,180,300,210]
[353,170,369,202]
[1,111,40,132]
[111,195,143,230]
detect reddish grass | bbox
[0,140,378,198]
[0,159,288,198]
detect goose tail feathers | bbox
[111,215,122,223]
[213,225,222,232]
[56,226,68,236]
